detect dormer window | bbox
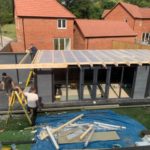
[57,19,67,29]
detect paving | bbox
[0,36,12,51]
[0,91,8,111]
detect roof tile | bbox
[75,19,136,38]
[15,0,75,18]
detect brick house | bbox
[12,0,75,52]
[103,2,150,45]
[74,19,136,50]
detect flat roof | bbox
[33,49,150,66]
[0,50,150,70]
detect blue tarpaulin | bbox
[31,110,146,150]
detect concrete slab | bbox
[0,36,13,51]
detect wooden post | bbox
[84,128,95,147]
[46,126,59,150]
[80,125,93,140]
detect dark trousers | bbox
[27,106,37,126]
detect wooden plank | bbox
[80,125,93,140]
[19,52,30,64]
[84,128,95,147]
[33,50,44,64]
[58,131,120,144]
[0,63,68,70]
[52,114,84,133]
[46,126,59,150]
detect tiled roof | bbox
[75,19,136,38]
[15,0,75,18]
[103,2,150,19]
[139,8,150,18]
[121,2,150,19]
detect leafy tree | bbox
[60,0,102,19]
[0,0,14,25]
[124,0,150,7]
[0,0,150,25]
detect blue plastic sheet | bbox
[31,110,146,150]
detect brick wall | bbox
[13,17,74,52]
[104,4,150,42]
[87,37,136,49]
[104,4,135,29]
[74,25,86,50]
[134,19,150,42]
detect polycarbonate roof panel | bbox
[37,50,53,63]
[34,50,150,66]
[54,51,64,63]
[63,51,76,63]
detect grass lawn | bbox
[0,115,34,150]
[1,24,16,39]
[0,107,150,150]
[113,106,150,129]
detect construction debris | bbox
[135,134,150,146]
[38,114,84,140]
[37,113,123,149]
[58,131,120,144]
[46,126,59,150]
[94,121,126,130]
[84,128,95,147]
[80,125,93,140]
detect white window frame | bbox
[57,19,67,29]
[53,38,71,50]
[142,32,150,45]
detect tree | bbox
[59,0,102,19]
[124,0,150,7]
[0,0,14,25]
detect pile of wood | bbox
[37,114,126,150]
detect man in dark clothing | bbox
[1,72,14,95]
[28,44,38,59]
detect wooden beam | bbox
[0,63,68,70]
[32,50,41,64]
[52,114,84,133]
[84,128,95,147]
[80,125,93,140]
[46,126,59,150]
[19,52,30,64]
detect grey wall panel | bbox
[17,69,30,84]
[17,54,32,64]
[0,70,18,83]
[37,74,52,104]
[133,66,149,99]
[0,55,16,64]
[0,54,29,84]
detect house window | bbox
[54,38,70,50]
[142,33,150,45]
[57,19,67,29]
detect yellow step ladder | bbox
[25,70,35,87]
[6,87,32,125]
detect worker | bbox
[27,43,38,59]
[23,87,39,126]
[1,72,15,95]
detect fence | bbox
[0,52,32,85]
[112,41,150,49]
